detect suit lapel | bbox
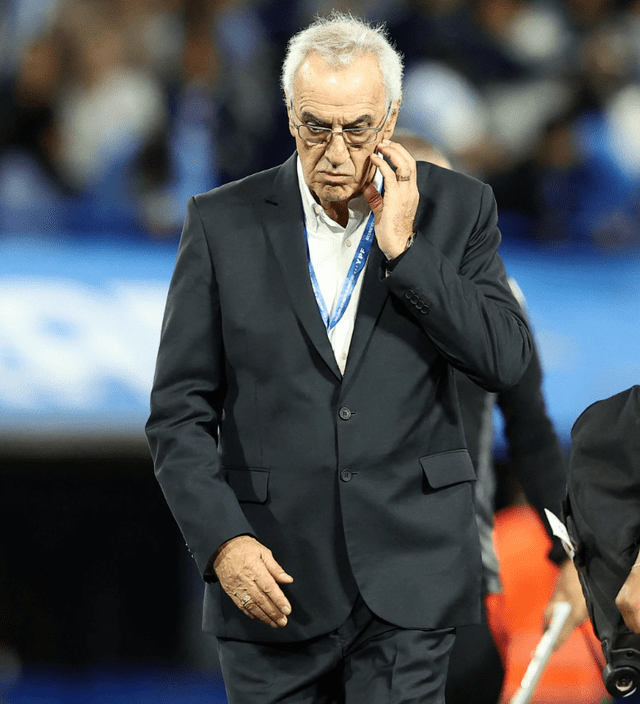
[342,240,389,385]
[261,154,342,380]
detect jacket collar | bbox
[261,153,389,384]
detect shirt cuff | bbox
[381,249,409,278]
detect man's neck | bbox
[317,198,350,228]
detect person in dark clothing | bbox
[450,311,583,704]
[564,385,640,700]
[394,131,588,704]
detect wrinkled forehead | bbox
[291,51,387,119]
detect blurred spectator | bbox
[138,0,222,236]
[393,0,640,252]
[489,19,640,250]
[0,0,638,250]
[0,0,225,238]
[631,0,640,66]
[394,130,589,704]
[54,0,167,231]
[392,0,576,176]
[210,0,293,182]
[1,0,61,78]
[0,29,72,231]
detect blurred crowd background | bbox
[2,0,640,250]
[1,0,640,702]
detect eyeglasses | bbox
[290,103,392,147]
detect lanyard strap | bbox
[305,211,376,332]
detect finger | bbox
[242,596,282,628]
[233,591,282,627]
[376,140,417,179]
[370,149,415,188]
[249,586,291,628]
[379,138,416,164]
[383,138,415,161]
[263,552,294,584]
[263,554,294,615]
[230,593,257,620]
[236,586,289,628]
[369,151,401,188]
[231,570,292,626]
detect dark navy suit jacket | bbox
[146,153,532,643]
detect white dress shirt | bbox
[296,156,382,374]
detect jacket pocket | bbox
[420,450,476,489]
[223,467,270,503]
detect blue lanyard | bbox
[304,211,376,332]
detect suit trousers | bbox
[216,595,456,704]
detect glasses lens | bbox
[298,126,377,145]
[299,126,329,144]
[343,128,376,145]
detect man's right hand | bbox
[213,535,294,628]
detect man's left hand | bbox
[543,559,589,651]
[364,140,420,260]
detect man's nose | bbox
[324,131,349,165]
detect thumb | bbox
[264,552,294,583]
[363,182,383,219]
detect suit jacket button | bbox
[339,407,352,420]
[340,469,352,482]
[404,290,413,299]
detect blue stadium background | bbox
[2,0,640,701]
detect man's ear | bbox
[384,99,401,140]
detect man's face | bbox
[288,52,398,207]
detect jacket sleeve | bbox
[145,196,255,578]
[384,183,532,392]
[497,340,569,564]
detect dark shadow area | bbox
[0,453,184,668]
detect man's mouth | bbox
[321,173,351,182]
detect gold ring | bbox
[397,174,411,182]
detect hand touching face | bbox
[363,139,420,259]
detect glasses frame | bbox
[289,102,393,148]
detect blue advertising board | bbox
[499,243,640,445]
[0,235,175,441]
[0,234,638,449]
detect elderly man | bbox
[146,12,532,704]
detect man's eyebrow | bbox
[300,111,376,127]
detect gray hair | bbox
[281,12,403,108]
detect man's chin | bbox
[316,182,358,203]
